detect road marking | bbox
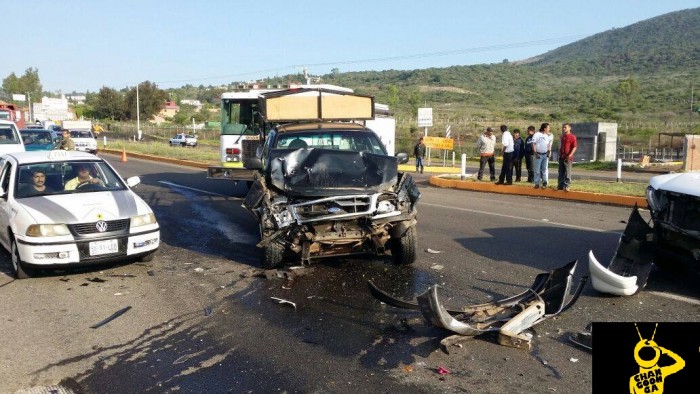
[645,291,700,305]
[421,202,621,234]
[157,181,232,198]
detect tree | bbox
[2,68,42,102]
[125,81,168,121]
[386,85,400,108]
[91,87,126,120]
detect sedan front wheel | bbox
[11,237,34,279]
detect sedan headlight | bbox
[26,224,70,237]
[131,213,157,229]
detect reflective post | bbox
[617,158,622,182]
[461,154,467,180]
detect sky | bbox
[3,0,698,93]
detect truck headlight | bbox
[376,200,397,214]
[131,213,157,229]
[26,224,70,237]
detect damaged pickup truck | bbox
[242,89,420,268]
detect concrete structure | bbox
[682,134,700,171]
[158,101,179,118]
[32,95,70,122]
[180,99,203,110]
[571,122,618,162]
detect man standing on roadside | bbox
[532,123,552,189]
[511,129,524,182]
[476,127,496,181]
[557,123,577,191]
[524,126,535,182]
[414,137,426,174]
[495,124,514,185]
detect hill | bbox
[166,7,699,143]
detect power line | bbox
[154,35,586,86]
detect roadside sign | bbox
[423,136,454,150]
[445,125,451,138]
[417,108,433,127]
[12,94,26,102]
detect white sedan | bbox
[0,150,160,278]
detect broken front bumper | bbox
[369,260,587,349]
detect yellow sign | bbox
[423,136,454,150]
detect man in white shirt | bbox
[531,123,552,189]
[495,124,514,185]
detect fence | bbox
[396,136,686,166]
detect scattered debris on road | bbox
[271,297,297,309]
[368,260,587,349]
[91,306,132,329]
[569,323,592,351]
[425,248,443,254]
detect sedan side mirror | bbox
[396,152,409,164]
[126,176,141,187]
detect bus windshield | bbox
[221,99,259,135]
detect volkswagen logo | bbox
[327,207,342,214]
[95,220,108,233]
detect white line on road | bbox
[645,291,700,305]
[157,181,231,198]
[421,202,622,234]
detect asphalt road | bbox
[0,154,697,393]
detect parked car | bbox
[0,150,160,278]
[20,128,61,151]
[169,133,197,147]
[68,130,98,154]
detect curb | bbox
[429,175,648,208]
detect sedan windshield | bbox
[15,161,127,198]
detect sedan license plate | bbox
[89,239,119,256]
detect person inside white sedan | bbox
[64,164,104,190]
[17,168,54,197]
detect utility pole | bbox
[690,84,694,129]
[136,84,140,139]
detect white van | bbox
[0,120,25,154]
[68,130,98,154]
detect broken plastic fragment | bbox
[437,366,450,375]
[430,265,444,270]
[91,306,132,329]
[425,248,443,254]
[271,297,297,309]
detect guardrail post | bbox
[461,154,467,180]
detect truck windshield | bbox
[276,131,387,155]
[221,99,259,135]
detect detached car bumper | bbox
[16,228,160,267]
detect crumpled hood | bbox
[18,190,146,224]
[269,148,398,197]
[649,171,700,196]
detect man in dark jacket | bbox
[523,126,535,182]
[414,137,426,173]
[511,129,525,182]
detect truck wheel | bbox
[261,241,285,269]
[11,237,34,279]
[391,226,417,265]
